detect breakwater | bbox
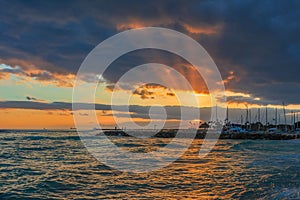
[103,129,300,140]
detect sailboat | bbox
[222,106,247,134]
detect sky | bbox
[0,0,299,129]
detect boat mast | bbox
[275,107,278,127]
[246,105,248,123]
[245,105,249,129]
[265,106,268,126]
[249,109,252,124]
[294,111,296,131]
[291,111,293,126]
[258,108,261,123]
[283,102,287,132]
[297,113,299,129]
[226,106,229,123]
[257,108,261,130]
[215,104,218,123]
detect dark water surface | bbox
[1,130,300,199]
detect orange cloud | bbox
[132,83,175,99]
[115,17,223,36]
[0,61,75,87]
[115,17,172,31]
[116,21,146,30]
[0,57,66,73]
[171,63,209,94]
[183,23,223,35]
[223,70,237,84]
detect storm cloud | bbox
[0,0,300,104]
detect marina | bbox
[103,105,300,140]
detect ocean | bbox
[1,130,300,199]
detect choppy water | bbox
[1,130,300,199]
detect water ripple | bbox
[0,131,300,199]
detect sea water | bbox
[1,130,300,199]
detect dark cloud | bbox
[0,0,300,104]
[28,71,53,81]
[26,96,37,101]
[1,100,299,123]
[132,83,176,99]
[26,96,46,102]
[79,113,89,116]
[225,95,278,106]
[0,100,197,120]
[0,101,71,110]
[103,49,209,94]
[133,89,154,99]
[199,0,300,104]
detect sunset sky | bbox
[0,0,300,129]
